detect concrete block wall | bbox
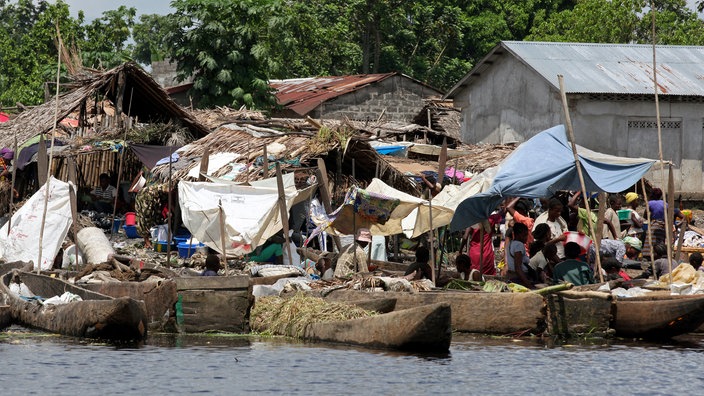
[311,75,441,122]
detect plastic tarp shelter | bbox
[364,178,455,238]
[179,173,304,256]
[0,177,74,270]
[451,125,657,231]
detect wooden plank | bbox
[175,275,250,291]
[179,289,249,333]
[198,146,210,181]
[38,134,47,186]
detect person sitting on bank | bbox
[506,222,533,288]
[202,254,221,276]
[334,228,371,278]
[90,173,117,213]
[316,257,334,280]
[602,257,631,281]
[404,246,433,281]
[553,242,595,286]
[455,254,472,281]
[689,252,704,272]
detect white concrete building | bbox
[445,41,704,195]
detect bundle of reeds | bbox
[250,293,374,338]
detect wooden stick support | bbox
[276,163,293,265]
[558,74,604,283]
[198,146,210,182]
[315,158,342,252]
[218,199,228,275]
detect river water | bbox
[1,326,701,395]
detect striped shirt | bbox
[92,185,117,201]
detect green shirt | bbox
[248,243,283,263]
[577,207,598,237]
[553,259,595,286]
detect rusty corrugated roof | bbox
[446,41,704,98]
[270,73,398,116]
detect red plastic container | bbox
[125,212,136,226]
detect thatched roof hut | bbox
[0,62,209,149]
[151,116,420,199]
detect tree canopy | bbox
[1,0,704,109]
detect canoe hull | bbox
[303,302,452,352]
[2,271,148,341]
[612,294,704,339]
[319,289,546,335]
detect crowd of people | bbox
[451,188,692,289]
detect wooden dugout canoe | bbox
[611,293,704,339]
[319,289,546,335]
[1,270,148,341]
[302,302,452,352]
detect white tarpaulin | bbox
[179,173,299,256]
[0,177,73,270]
[358,178,455,238]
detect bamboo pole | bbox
[37,23,63,274]
[262,144,269,178]
[558,75,604,283]
[276,163,294,266]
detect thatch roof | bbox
[151,118,419,195]
[0,62,209,148]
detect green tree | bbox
[82,5,136,69]
[528,0,704,44]
[165,0,281,109]
[132,14,174,64]
[0,0,83,107]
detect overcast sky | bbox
[60,0,703,22]
[63,0,173,21]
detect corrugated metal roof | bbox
[270,73,397,115]
[446,41,704,98]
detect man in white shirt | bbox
[533,198,568,258]
[90,173,117,213]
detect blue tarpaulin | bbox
[450,125,657,231]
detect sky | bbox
[60,0,704,22]
[63,0,173,21]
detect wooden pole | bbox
[262,144,269,178]
[641,178,656,279]
[666,165,675,281]
[68,157,80,270]
[7,135,17,235]
[37,23,63,274]
[218,199,228,275]
[675,219,688,265]
[315,158,342,252]
[649,1,673,283]
[166,147,174,265]
[276,163,294,265]
[198,146,210,181]
[428,188,436,286]
[110,88,133,240]
[558,74,604,283]
[37,134,48,186]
